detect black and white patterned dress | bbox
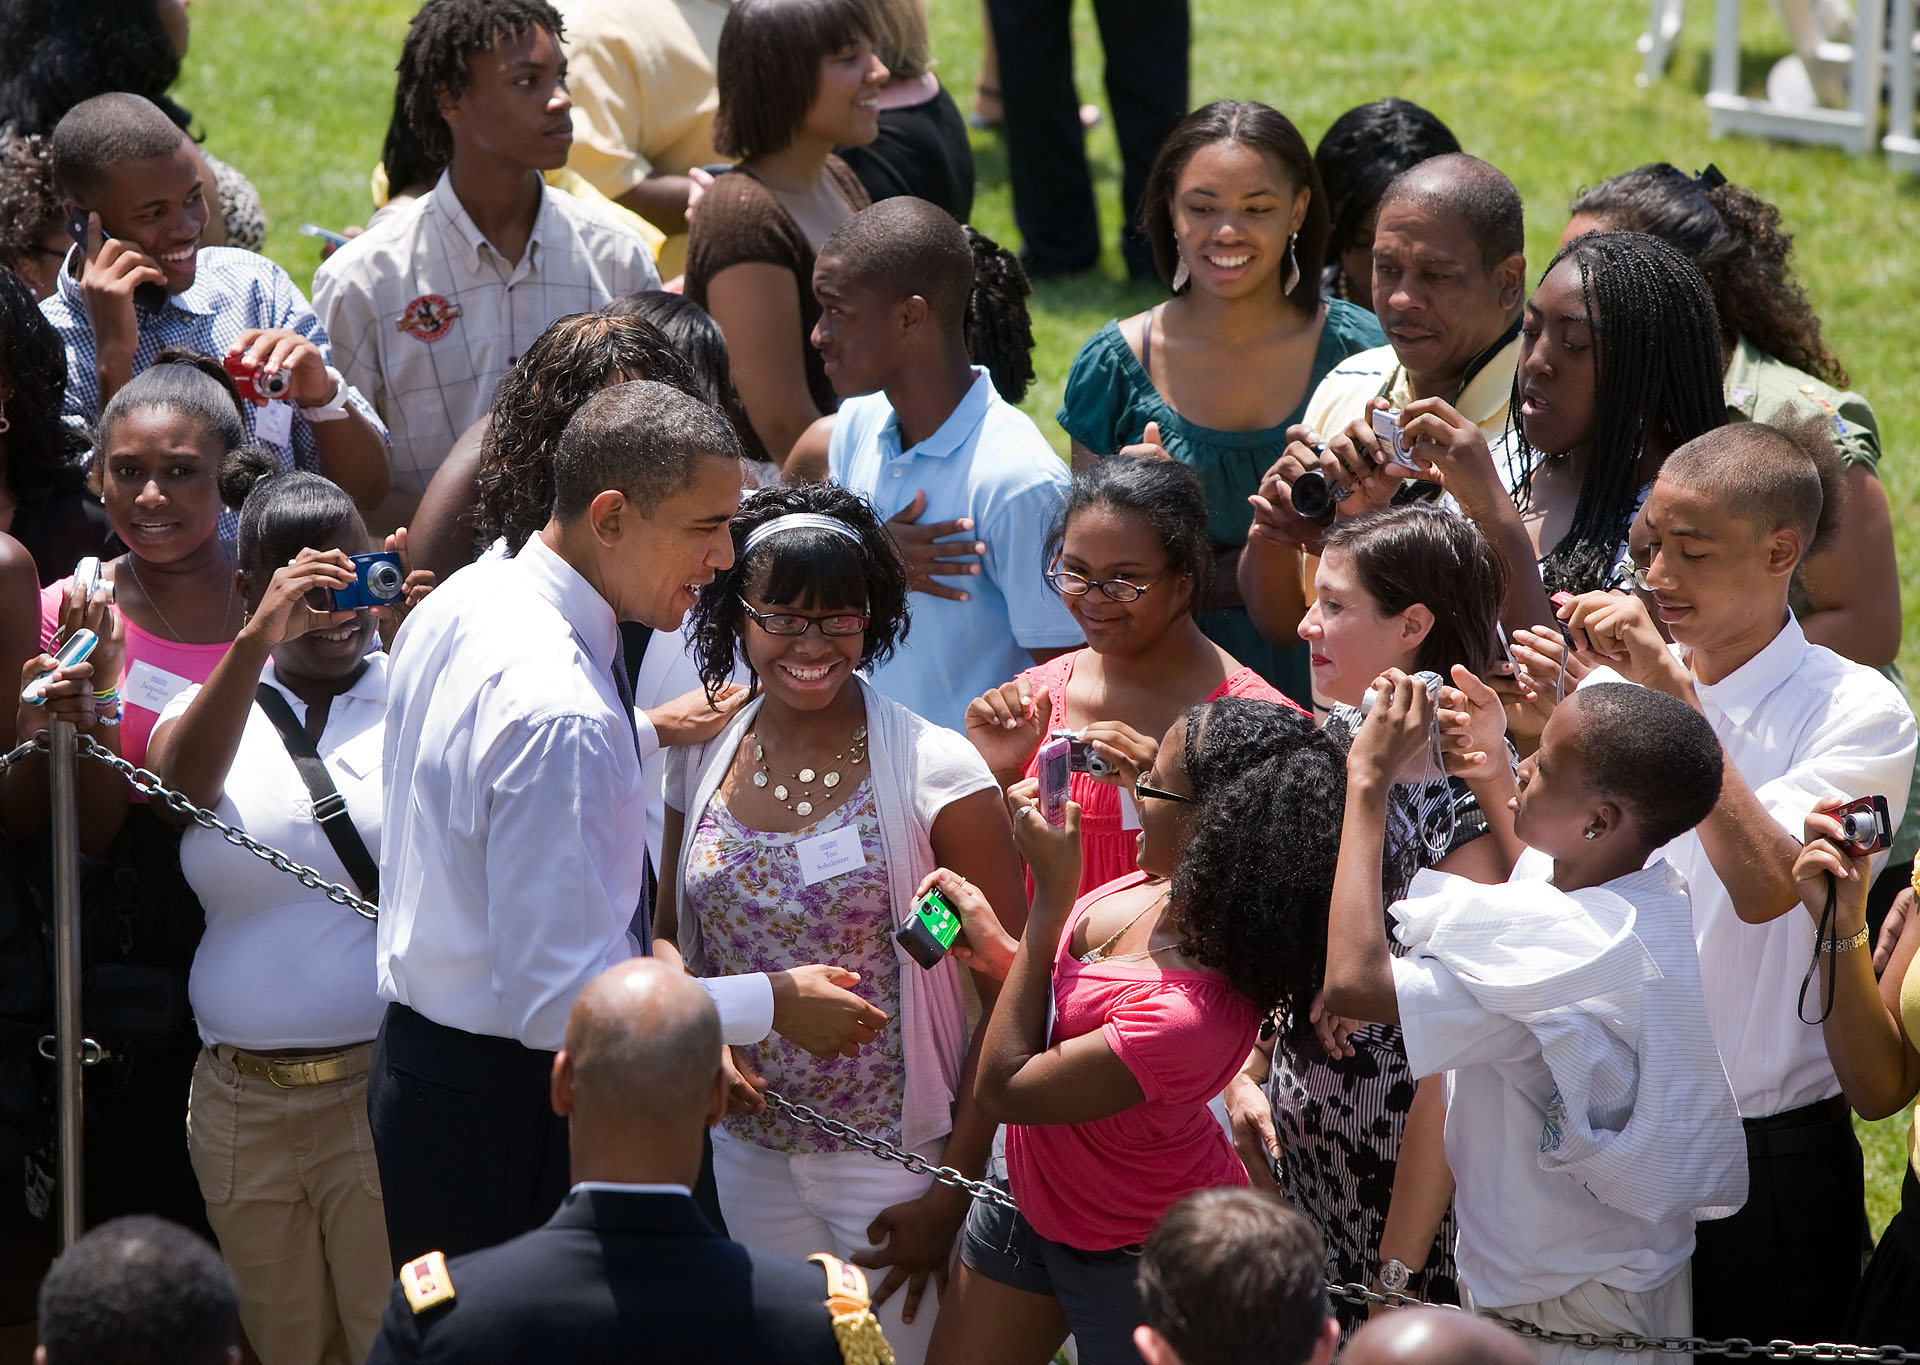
[1268,708,1484,1322]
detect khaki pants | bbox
[187,1044,391,1365]
[1470,1264,1692,1365]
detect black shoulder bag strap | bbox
[254,684,380,908]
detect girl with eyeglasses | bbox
[964,457,1302,899]
[660,481,1025,1365]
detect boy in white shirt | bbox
[1325,678,1746,1361]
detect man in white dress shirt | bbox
[371,381,884,1269]
[1557,416,1917,1347]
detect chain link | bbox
[55,733,379,921]
[765,1091,1920,1360]
[23,725,1920,1361]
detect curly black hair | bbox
[687,482,910,698]
[474,311,703,555]
[1510,231,1726,595]
[1045,455,1212,616]
[1314,98,1461,269]
[0,134,62,279]
[0,265,90,511]
[1570,163,1847,388]
[1170,697,1347,1022]
[0,0,190,139]
[964,226,1034,404]
[396,0,566,167]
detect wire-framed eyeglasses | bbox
[739,602,870,637]
[1047,567,1158,603]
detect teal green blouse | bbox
[1056,298,1385,700]
[1057,297,1385,549]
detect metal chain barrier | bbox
[54,733,379,921]
[765,1080,1920,1361]
[16,726,1920,1360]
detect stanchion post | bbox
[48,720,83,1247]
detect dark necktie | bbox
[609,633,653,948]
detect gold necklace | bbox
[750,723,868,817]
[1078,888,1171,965]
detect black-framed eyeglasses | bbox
[1134,775,1195,805]
[739,601,870,637]
[1047,568,1157,603]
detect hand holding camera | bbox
[1064,720,1157,792]
[239,547,360,651]
[227,328,334,408]
[1435,664,1512,784]
[904,869,1017,980]
[1795,798,1882,939]
[1349,669,1442,789]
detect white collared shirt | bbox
[378,533,771,1051]
[1602,617,1917,1117]
[312,172,660,494]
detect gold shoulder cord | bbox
[808,1253,897,1365]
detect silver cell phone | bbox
[72,556,113,604]
[22,628,98,705]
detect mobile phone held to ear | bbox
[66,209,170,313]
[22,629,98,706]
[1037,734,1072,827]
[897,886,962,969]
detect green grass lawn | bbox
[172,0,1918,1238]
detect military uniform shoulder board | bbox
[400,1251,456,1315]
[809,1254,895,1365]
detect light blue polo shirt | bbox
[829,367,1082,732]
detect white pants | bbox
[710,1124,946,1365]
[1470,1264,1692,1365]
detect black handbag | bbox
[254,684,379,907]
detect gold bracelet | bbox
[1819,924,1870,954]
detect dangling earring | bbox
[1282,232,1301,295]
[0,403,10,435]
[1170,252,1189,293]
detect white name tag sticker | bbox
[796,824,867,886]
[1119,787,1142,832]
[124,659,192,714]
[254,399,294,449]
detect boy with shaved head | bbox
[366,959,869,1364]
[817,196,1078,732]
[42,93,390,521]
[1555,414,1916,1346]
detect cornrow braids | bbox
[963,226,1034,403]
[397,0,565,167]
[1510,231,1725,595]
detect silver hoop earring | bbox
[1282,232,1301,295]
[1170,253,1190,293]
[0,404,10,435]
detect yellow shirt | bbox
[555,0,730,276]
[1903,951,1920,1176]
[1299,333,1523,452]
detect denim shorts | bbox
[959,1177,1147,1365]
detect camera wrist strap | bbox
[255,684,380,907]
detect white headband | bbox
[742,513,863,556]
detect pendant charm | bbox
[823,771,840,788]
[795,801,813,817]
[774,785,789,801]
[798,768,816,783]
[752,744,764,761]
[752,772,768,787]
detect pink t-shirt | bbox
[1018,649,1303,895]
[1004,871,1260,1250]
[41,577,231,779]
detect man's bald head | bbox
[1343,1308,1534,1365]
[1379,153,1525,271]
[561,959,723,1130]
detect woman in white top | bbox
[147,450,431,1365]
[657,482,1025,1365]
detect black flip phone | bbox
[67,209,170,312]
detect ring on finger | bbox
[1014,805,1033,821]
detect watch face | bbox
[1380,1260,1411,1292]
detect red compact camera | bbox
[223,353,294,402]
[1832,794,1892,858]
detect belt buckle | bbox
[266,1059,304,1088]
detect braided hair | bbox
[1169,698,1347,1022]
[1511,231,1725,595]
[1570,164,1847,387]
[963,226,1034,403]
[396,0,565,167]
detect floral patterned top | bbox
[686,779,905,1154]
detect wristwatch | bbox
[1379,1258,1412,1294]
[299,365,352,422]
